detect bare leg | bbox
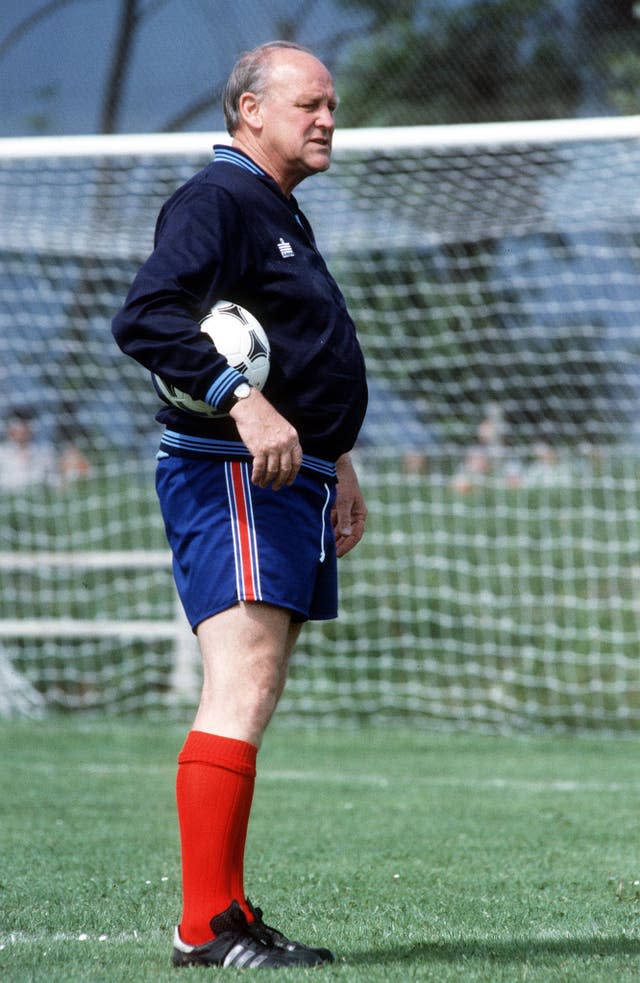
[193,601,302,746]
[176,602,303,940]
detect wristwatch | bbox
[224,381,252,411]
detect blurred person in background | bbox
[0,409,91,492]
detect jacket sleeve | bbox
[111,181,251,410]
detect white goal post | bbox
[2,117,640,728]
[0,550,174,638]
[0,551,200,711]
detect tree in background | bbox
[4,0,640,134]
[335,0,579,124]
[576,0,640,116]
[335,0,640,126]
[0,0,227,133]
[0,0,356,134]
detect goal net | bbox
[2,117,640,730]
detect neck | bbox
[231,135,299,197]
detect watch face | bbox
[234,383,251,400]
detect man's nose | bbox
[315,105,335,130]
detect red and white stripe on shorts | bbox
[224,461,263,603]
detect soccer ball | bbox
[153,301,270,417]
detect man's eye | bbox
[301,103,336,113]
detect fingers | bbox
[251,439,303,490]
[230,390,302,490]
[331,458,368,556]
[333,513,366,557]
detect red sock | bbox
[176,730,257,944]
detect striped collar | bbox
[213,145,266,177]
[212,144,303,214]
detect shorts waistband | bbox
[158,429,337,481]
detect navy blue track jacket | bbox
[112,145,368,472]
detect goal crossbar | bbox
[2,116,640,159]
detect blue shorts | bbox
[155,455,338,629]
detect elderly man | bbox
[112,41,367,969]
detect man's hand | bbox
[332,453,367,557]
[230,388,302,489]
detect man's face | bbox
[8,418,32,447]
[256,51,337,191]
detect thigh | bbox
[193,601,296,745]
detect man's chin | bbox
[307,150,332,173]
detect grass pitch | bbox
[2,718,640,981]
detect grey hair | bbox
[223,41,314,136]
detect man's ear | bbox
[237,91,263,132]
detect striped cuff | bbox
[204,366,248,411]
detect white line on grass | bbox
[0,930,160,947]
[21,762,640,794]
[259,769,640,794]
[261,769,390,788]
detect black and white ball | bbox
[153,301,270,417]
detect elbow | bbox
[111,309,131,352]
